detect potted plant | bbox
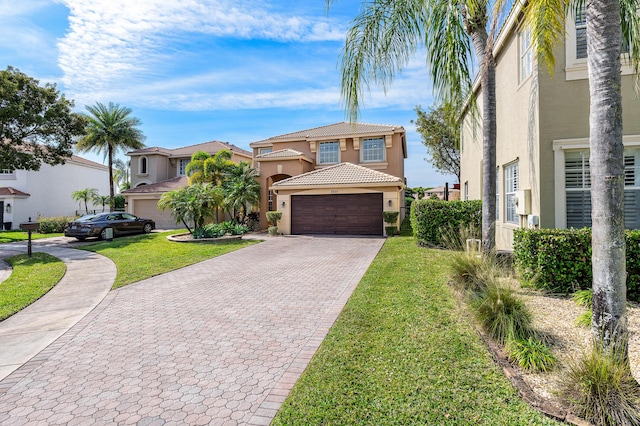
[383,211,399,237]
[266,211,282,236]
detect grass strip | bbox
[273,236,559,425]
[0,253,66,321]
[0,231,63,243]
[81,230,259,289]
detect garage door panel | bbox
[291,194,383,236]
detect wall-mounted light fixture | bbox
[281,201,286,208]
[388,199,392,206]
[5,203,11,213]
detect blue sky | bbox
[2,0,457,188]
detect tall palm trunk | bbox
[587,0,627,349]
[108,145,115,211]
[468,21,497,252]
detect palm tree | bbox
[92,194,111,212]
[523,0,640,352]
[76,102,145,209]
[113,158,131,192]
[185,149,235,222]
[158,183,224,233]
[71,188,99,213]
[328,0,502,251]
[223,162,261,223]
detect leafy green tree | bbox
[329,0,501,250]
[71,188,98,213]
[158,183,223,234]
[186,149,235,186]
[76,102,145,209]
[524,0,640,352]
[0,66,86,171]
[92,194,110,212]
[223,162,261,223]
[414,103,460,183]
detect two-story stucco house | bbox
[0,155,110,229]
[460,4,640,251]
[250,122,407,236]
[123,141,252,228]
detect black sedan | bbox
[64,213,155,241]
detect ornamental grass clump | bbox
[471,281,534,345]
[506,337,556,372]
[450,252,491,293]
[572,289,593,328]
[561,338,640,426]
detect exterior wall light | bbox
[5,203,11,213]
[388,199,392,206]
[281,201,285,207]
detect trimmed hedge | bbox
[410,199,482,247]
[513,228,640,302]
[37,216,77,234]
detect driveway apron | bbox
[0,235,384,425]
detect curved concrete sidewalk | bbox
[0,240,116,383]
[0,235,384,425]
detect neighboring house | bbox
[123,141,252,228]
[251,122,407,236]
[460,4,640,251]
[0,155,110,229]
[424,185,460,201]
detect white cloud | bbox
[57,0,347,95]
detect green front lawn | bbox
[0,231,63,243]
[273,236,558,425]
[81,230,259,289]
[0,253,66,321]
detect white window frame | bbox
[259,147,273,156]
[464,181,469,201]
[360,137,385,163]
[178,158,189,176]
[519,28,533,83]
[496,167,500,221]
[504,162,519,224]
[318,141,339,165]
[554,137,640,228]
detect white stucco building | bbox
[0,155,110,229]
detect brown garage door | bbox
[291,193,383,235]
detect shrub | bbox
[561,339,640,426]
[506,337,556,372]
[246,212,260,231]
[229,223,249,236]
[410,199,481,247]
[471,282,534,345]
[268,226,279,236]
[37,216,77,233]
[514,228,640,301]
[266,211,282,226]
[382,211,399,224]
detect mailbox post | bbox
[20,218,40,257]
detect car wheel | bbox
[75,237,87,241]
[100,228,113,240]
[143,223,153,234]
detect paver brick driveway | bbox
[0,235,384,425]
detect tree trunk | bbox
[108,145,115,211]
[587,0,627,350]
[469,26,497,253]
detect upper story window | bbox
[361,137,385,162]
[496,168,500,220]
[138,156,148,175]
[259,147,272,156]
[464,181,469,201]
[575,8,587,59]
[178,158,189,176]
[505,162,519,224]
[519,28,533,82]
[0,169,15,179]
[318,141,339,165]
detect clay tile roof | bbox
[69,155,109,170]
[272,162,403,187]
[250,122,403,146]
[255,149,305,159]
[0,187,30,197]
[127,141,251,158]
[122,177,188,194]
